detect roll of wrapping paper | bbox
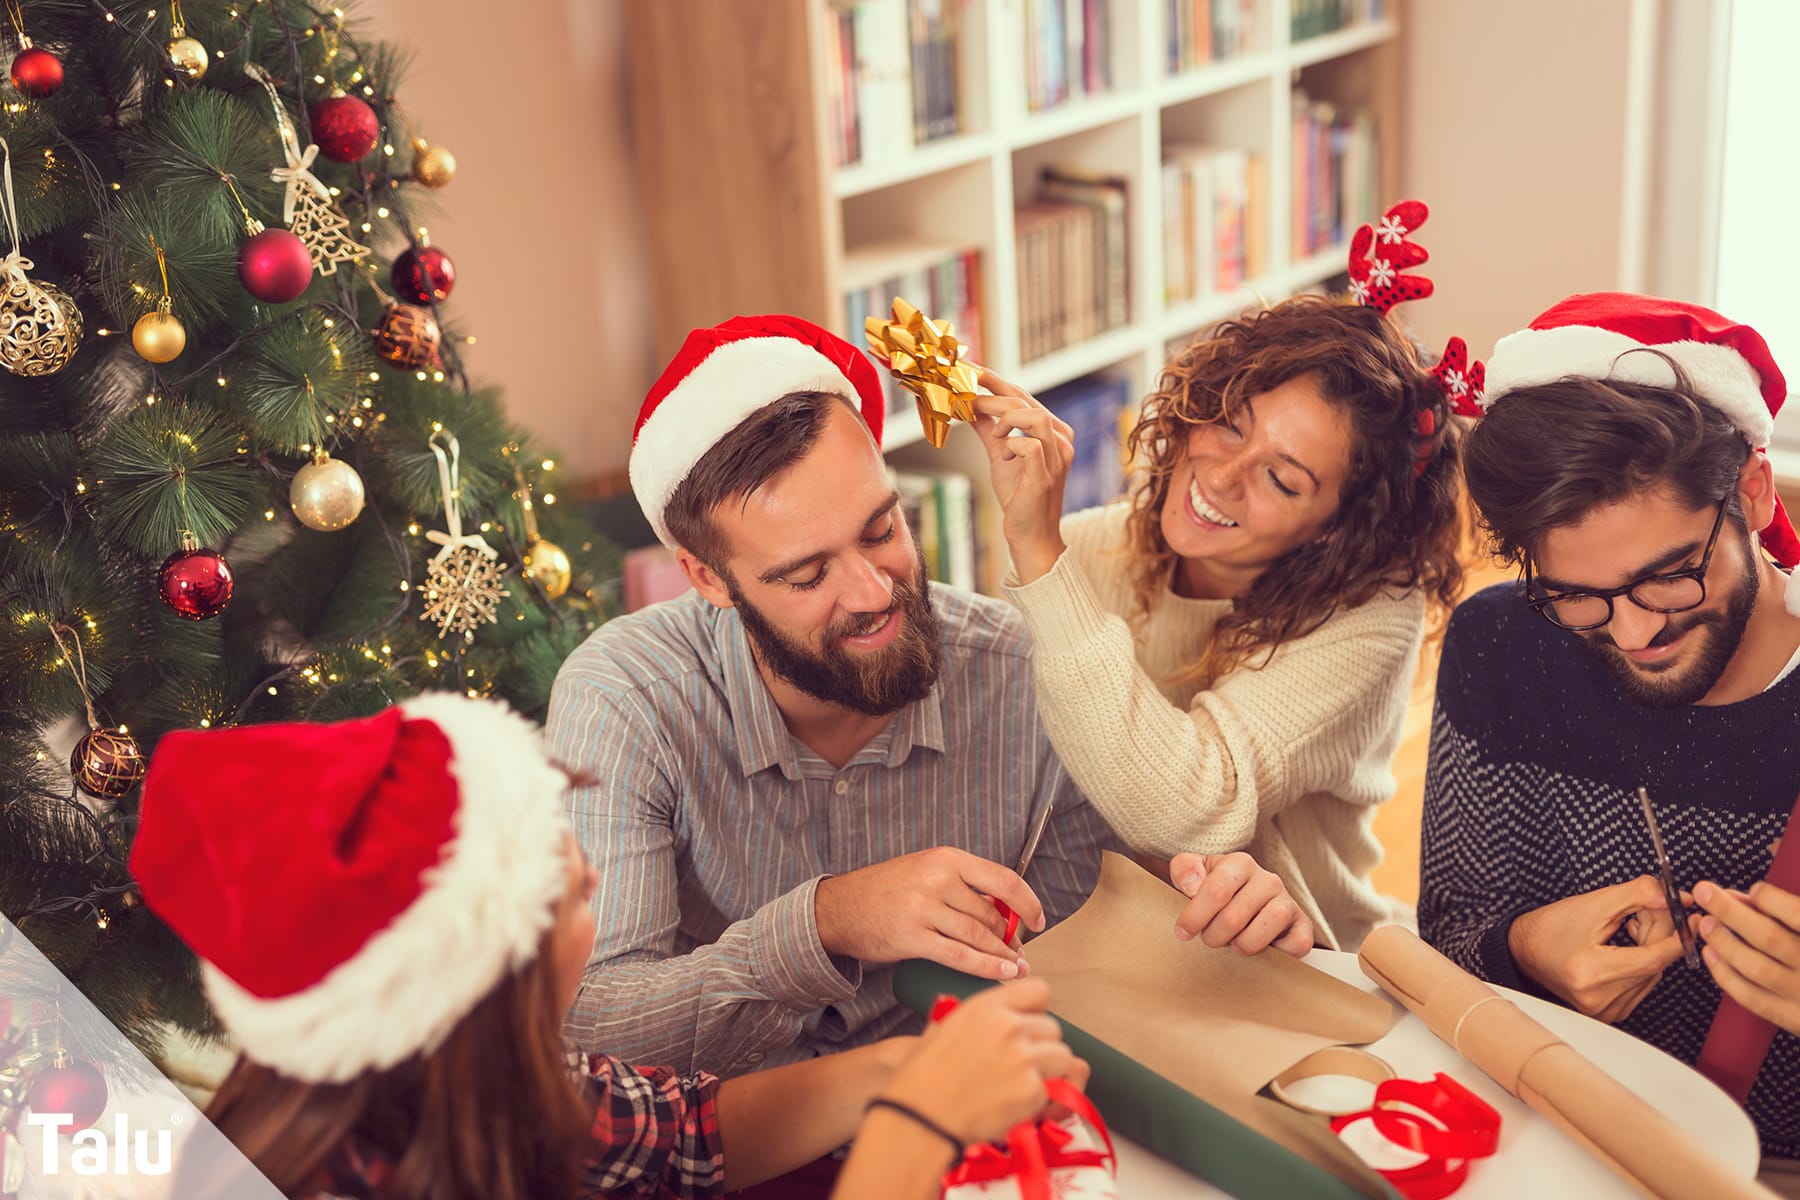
[1358,926,1773,1200]
[894,960,1394,1200]
[1695,785,1800,1101]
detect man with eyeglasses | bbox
[1419,294,1800,1185]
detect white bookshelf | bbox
[840,5,1397,460]
[626,0,1402,581]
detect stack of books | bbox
[1022,0,1115,113]
[1164,0,1259,75]
[843,242,984,422]
[1161,144,1266,304]
[1016,167,1130,364]
[1291,0,1385,42]
[825,0,965,168]
[1291,90,1378,258]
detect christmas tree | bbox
[0,0,619,1056]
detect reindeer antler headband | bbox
[1344,200,1485,476]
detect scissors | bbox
[989,799,1055,946]
[1637,787,1701,969]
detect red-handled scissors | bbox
[989,799,1055,946]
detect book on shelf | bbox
[1014,168,1127,364]
[1022,0,1114,113]
[892,467,979,592]
[1291,0,1384,42]
[1291,89,1378,258]
[1162,144,1262,303]
[1165,0,1258,75]
[843,241,984,421]
[1040,373,1134,515]
[826,0,965,169]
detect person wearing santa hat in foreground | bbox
[544,315,1306,1138]
[1418,293,1800,1193]
[130,693,1089,1200]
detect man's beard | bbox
[729,543,943,717]
[1582,549,1758,709]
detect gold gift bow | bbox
[863,297,982,449]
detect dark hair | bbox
[663,391,861,572]
[1464,361,1751,567]
[186,946,592,1200]
[1124,294,1466,685]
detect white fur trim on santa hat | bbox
[202,693,571,1084]
[630,336,863,548]
[1484,325,1774,447]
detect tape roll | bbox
[1267,1047,1398,1116]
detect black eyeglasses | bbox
[1524,496,1730,631]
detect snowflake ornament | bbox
[422,546,508,639]
[1376,214,1408,244]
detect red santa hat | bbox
[629,314,887,549]
[129,693,571,1084]
[1483,292,1800,571]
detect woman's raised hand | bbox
[970,370,1076,584]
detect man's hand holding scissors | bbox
[814,847,1043,982]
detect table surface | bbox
[1109,947,1760,1199]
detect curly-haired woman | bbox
[973,295,1467,952]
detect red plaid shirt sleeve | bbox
[578,1053,726,1199]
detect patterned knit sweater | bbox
[1421,583,1799,1160]
[1003,503,1422,951]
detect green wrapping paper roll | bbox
[894,960,1394,1200]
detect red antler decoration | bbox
[1347,200,1434,315]
[1432,335,1487,418]
[1348,199,1487,422]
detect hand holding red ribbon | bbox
[928,994,1116,1200]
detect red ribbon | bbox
[928,996,1116,1200]
[941,1080,1115,1200]
[1330,1073,1500,1200]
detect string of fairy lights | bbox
[2,1,601,946]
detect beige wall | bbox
[360,0,649,490]
[1399,0,1634,361]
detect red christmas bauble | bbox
[9,45,63,100]
[390,246,455,305]
[311,94,380,162]
[27,1062,108,1133]
[237,228,313,303]
[158,547,234,620]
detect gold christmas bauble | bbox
[522,538,572,600]
[0,278,83,376]
[370,303,441,370]
[166,35,209,79]
[131,308,187,363]
[411,142,457,189]
[290,453,366,532]
[71,728,146,800]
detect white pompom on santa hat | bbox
[130,693,571,1083]
[1483,292,1800,591]
[629,314,887,549]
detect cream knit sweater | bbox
[1003,503,1423,951]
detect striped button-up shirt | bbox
[547,586,1115,1076]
